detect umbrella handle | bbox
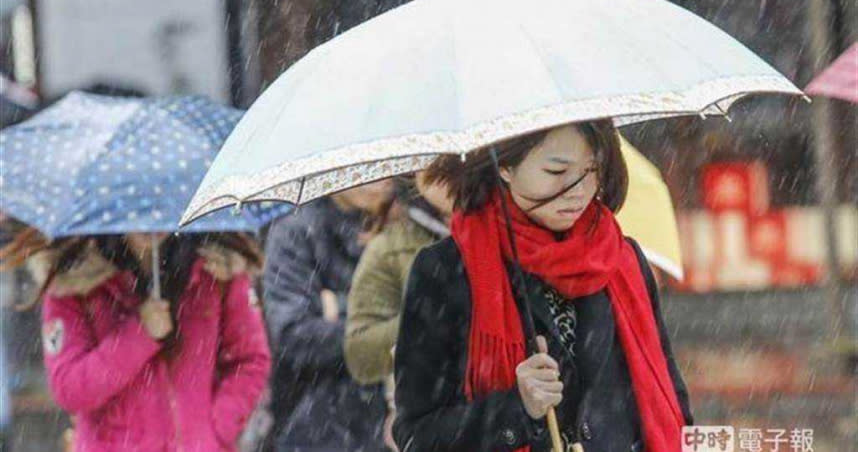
[546,407,565,452]
[150,234,161,300]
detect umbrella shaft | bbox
[151,235,161,300]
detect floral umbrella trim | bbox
[181,74,801,226]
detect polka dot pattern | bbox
[0,91,290,238]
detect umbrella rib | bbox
[296,176,306,206]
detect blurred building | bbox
[622,3,858,449]
[0,0,263,108]
[42,0,230,101]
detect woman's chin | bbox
[523,207,582,233]
[543,215,579,233]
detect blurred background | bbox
[0,0,855,451]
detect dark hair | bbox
[424,120,628,214]
[1,228,262,351]
[1,227,260,306]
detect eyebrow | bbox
[547,157,596,165]
[548,157,573,164]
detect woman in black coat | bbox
[393,121,694,452]
[264,183,393,452]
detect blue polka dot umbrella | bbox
[0,91,290,239]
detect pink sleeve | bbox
[42,294,162,413]
[211,275,272,446]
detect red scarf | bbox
[451,191,685,452]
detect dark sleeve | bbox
[630,239,695,425]
[393,246,545,452]
[263,215,345,375]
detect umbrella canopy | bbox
[1,92,289,239]
[805,42,858,104]
[616,136,683,280]
[181,0,801,226]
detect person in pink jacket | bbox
[5,229,271,452]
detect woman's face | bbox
[500,125,599,232]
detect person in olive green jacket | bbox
[345,174,452,451]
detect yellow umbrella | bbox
[616,135,684,280]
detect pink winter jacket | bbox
[40,247,271,452]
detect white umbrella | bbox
[181,0,802,226]
[180,2,804,448]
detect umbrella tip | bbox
[231,201,243,216]
[698,112,707,120]
[802,95,812,104]
[460,152,467,162]
[722,114,733,123]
